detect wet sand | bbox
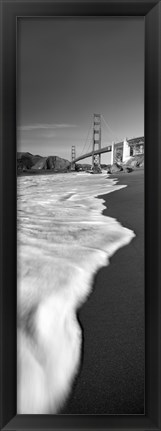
[61,169,144,415]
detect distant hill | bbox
[75,163,92,172]
[17,152,70,174]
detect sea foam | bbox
[17,172,135,414]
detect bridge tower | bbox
[92,114,101,168]
[71,145,76,170]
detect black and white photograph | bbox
[17,17,144,415]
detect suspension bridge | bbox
[71,114,144,170]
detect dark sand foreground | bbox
[62,169,144,415]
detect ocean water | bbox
[17,172,135,414]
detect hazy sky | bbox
[17,18,144,164]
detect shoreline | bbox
[61,169,144,415]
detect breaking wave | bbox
[17,172,135,414]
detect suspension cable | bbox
[78,119,93,158]
[101,114,119,141]
[86,137,93,154]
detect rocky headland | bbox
[17,152,71,174]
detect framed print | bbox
[16,15,145,417]
[1,1,161,431]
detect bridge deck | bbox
[127,136,144,145]
[74,145,112,163]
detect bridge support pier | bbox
[123,138,130,162]
[110,142,114,165]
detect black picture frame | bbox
[0,0,161,430]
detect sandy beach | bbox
[61,169,144,415]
